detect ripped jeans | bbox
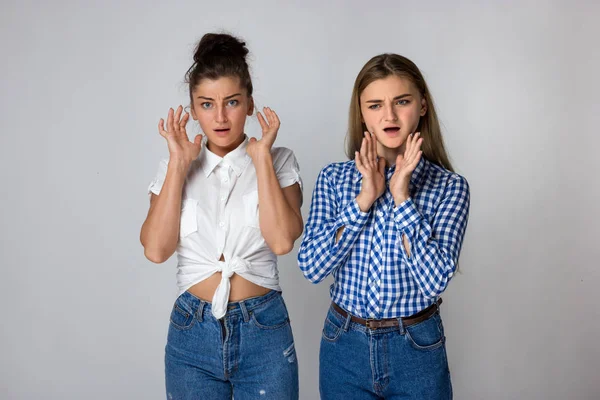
[165,290,299,399]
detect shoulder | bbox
[318,160,356,183]
[154,157,169,173]
[270,146,298,168]
[425,161,469,196]
[270,146,295,160]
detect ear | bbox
[420,97,428,117]
[247,96,254,116]
[190,105,198,121]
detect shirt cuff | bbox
[277,168,303,192]
[338,198,370,232]
[147,178,163,196]
[393,198,421,231]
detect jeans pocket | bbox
[169,296,196,331]
[250,295,290,330]
[405,312,445,351]
[321,309,344,343]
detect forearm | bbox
[299,198,369,283]
[393,181,469,298]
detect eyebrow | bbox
[196,93,242,101]
[365,94,412,103]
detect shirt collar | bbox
[199,135,252,177]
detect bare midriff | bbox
[186,255,271,302]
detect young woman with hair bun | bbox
[141,32,302,399]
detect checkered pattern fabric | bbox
[298,157,470,318]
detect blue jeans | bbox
[320,304,452,399]
[165,290,299,399]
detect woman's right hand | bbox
[355,131,386,212]
[158,105,203,166]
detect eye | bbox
[396,100,410,105]
[368,104,381,110]
[201,102,212,109]
[227,99,239,107]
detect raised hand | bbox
[390,132,423,206]
[158,105,203,166]
[355,131,386,212]
[246,107,279,159]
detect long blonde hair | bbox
[346,54,454,172]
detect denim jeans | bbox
[319,304,452,399]
[165,290,299,399]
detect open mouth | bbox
[214,128,230,136]
[383,127,400,134]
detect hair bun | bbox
[193,33,248,64]
[185,32,254,98]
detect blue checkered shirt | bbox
[298,157,470,318]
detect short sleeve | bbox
[272,147,303,193]
[147,158,168,197]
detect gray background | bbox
[2,1,599,399]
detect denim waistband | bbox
[177,290,281,320]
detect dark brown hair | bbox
[185,33,253,103]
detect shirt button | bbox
[377,211,383,217]
[222,178,228,183]
[219,221,225,228]
[220,196,226,202]
[375,244,381,251]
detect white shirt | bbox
[148,136,302,319]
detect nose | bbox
[215,105,228,123]
[383,103,398,122]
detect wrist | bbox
[250,147,273,164]
[356,192,374,212]
[168,158,191,174]
[394,193,410,207]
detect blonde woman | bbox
[298,54,470,399]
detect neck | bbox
[377,142,406,167]
[207,134,246,158]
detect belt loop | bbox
[343,312,352,332]
[196,300,206,323]
[397,317,405,334]
[239,300,250,323]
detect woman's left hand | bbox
[390,132,423,206]
[247,107,279,159]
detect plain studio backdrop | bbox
[1,1,599,399]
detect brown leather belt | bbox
[331,298,442,330]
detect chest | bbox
[182,163,261,232]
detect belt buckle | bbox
[365,319,378,330]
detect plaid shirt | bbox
[298,157,470,318]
